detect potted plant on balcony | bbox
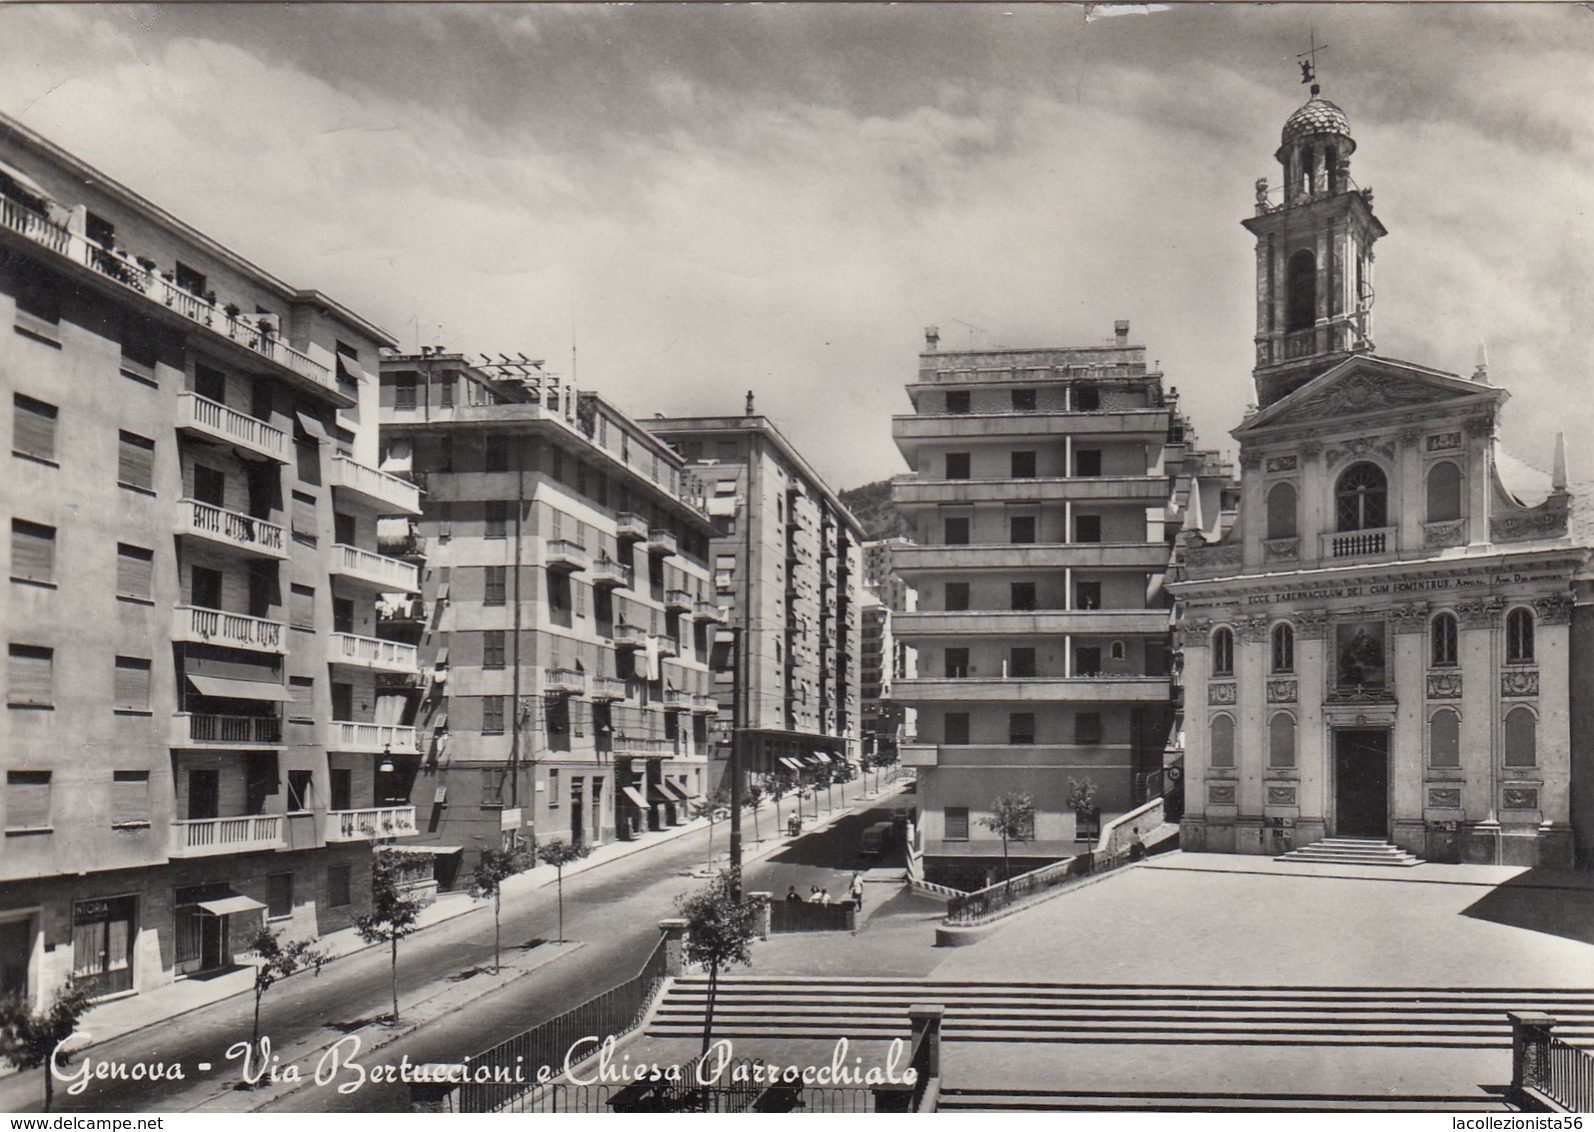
[203,290,218,325]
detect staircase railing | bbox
[1512,1012,1591,1113]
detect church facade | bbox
[1170,83,1588,869]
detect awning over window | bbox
[647,784,675,805]
[187,675,295,702]
[778,757,804,771]
[620,786,650,809]
[295,412,328,442]
[0,159,49,201]
[657,780,689,803]
[381,441,413,474]
[196,894,267,917]
[336,354,370,384]
[810,751,833,764]
[707,495,737,517]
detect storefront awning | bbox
[778,757,804,771]
[187,675,294,702]
[657,780,689,803]
[620,785,650,809]
[197,894,267,917]
[811,751,833,764]
[647,784,675,805]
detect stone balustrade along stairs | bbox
[1274,837,1424,867]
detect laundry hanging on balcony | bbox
[633,635,661,681]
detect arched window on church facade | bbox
[1210,715,1235,768]
[1268,713,1296,768]
[1266,481,1298,540]
[1431,612,1458,668]
[1504,705,1537,767]
[1507,608,1535,665]
[1336,462,1388,531]
[1285,249,1316,333]
[1271,622,1294,674]
[1212,627,1234,677]
[1426,461,1462,523]
[1429,708,1461,768]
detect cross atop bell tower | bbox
[1241,63,1386,408]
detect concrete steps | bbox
[1275,838,1424,867]
[936,1088,1513,1111]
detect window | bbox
[1266,481,1298,539]
[483,630,506,668]
[116,544,153,602]
[1427,461,1463,523]
[1009,712,1035,744]
[1074,514,1101,543]
[328,865,352,908]
[394,374,417,410]
[944,648,970,679]
[12,393,57,463]
[113,657,151,712]
[194,364,226,405]
[13,273,60,335]
[485,500,509,539]
[1336,462,1388,532]
[1507,608,1534,665]
[174,262,207,297]
[944,582,970,611]
[117,432,155,493]
[1010,582,1037,611]
[1504,705,1537,767]
[945,391,970,415]
[288,677,314,724]
[1073,384,1100,412]
[111,771,150,828]
[484,565,507,605]
[944,806,970,840]
[10,519,55,585]
[548,767,560,808]
[943,517,970,546]
[944,453,970,480]
[1268,713,1296,768]
[1431,613,1458,668]
[1009,515,1037,544]
[1074,646,1102,674]
[86,212,115,248]
[1209,715,1235,768]
[1074,450,1102,477]
[7,644,53,708]
[1075,711,1103,745]
[1212,627,1234,676]
[485,436,509,473]
[6,770,51,830]
[482,695,506,734]
[1285,249,1316,333]
[291,492,317,545]
[1011,388,1037,412]
[121,317,160,379]
[1009,648,1036,678]
[481,767,506,804]
[265,873,293,919]
[943,713,970,745]
[1010,451,1036,478]
[1429,708,1461,768]
[289,584,316,630]
[1075,581,1101,610]
[1110,640,1126,661]
[1271,622,1294,674]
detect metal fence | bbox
[770,900,855,934]
[943,853,1095,925]
[500,1061,877,1113]
[459,933,669,1113]
[1517,1019,1594,1113]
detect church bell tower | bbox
[1242,78,1386,408]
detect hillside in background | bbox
[839,479,912,541]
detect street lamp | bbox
[379,743,396,774]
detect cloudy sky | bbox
[1,4,1589,491]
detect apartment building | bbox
[860,538,916,765]
[643,411,866,781]
[0,114,421,1003]
[377,355,720,866]
[890,322,1202,888]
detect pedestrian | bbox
[850,871,865,911]
[786,885,803,903]
[816,887,831,905]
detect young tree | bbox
[468,847,531,973]
[245,926,325,1066]
[537,837,591,943]
[354,848,427,1024]
[676,868,761,1055]
[768,773,792,833]
[743,780,766,844]
[981,792,1037,883]
[690,791,728,873]
[1068,777,1100,842]
[0,978,96,1111]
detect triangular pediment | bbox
[1236,355,1506,437]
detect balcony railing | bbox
[330,454,422,515]
[663,688,691,710]
[331,632,419,673]
[665,589,694,612]
[647,529,679,557]
[176,392,288,463]
[692,694,720,715]
[173,713,284,746]
[174,605,287,654]
[695,601,729,622]
[590,675,627,702]
[590,557,632,589]
[1323,527,1394,559]
[615,513,650,543]
[0,199,337,394]
[329,721,419,753]
[176,498,287,559]
[169,815,284,858]
[545,539,589,572]
[656,636,680,657]
[544,667,587,695]
[332,543,421,592]
[613,624,647,650]
[326,805,419,843]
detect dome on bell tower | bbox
[1282,91,1354,148]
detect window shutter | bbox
[116,544,154,600]
[7,645,53,707]
[111,771,150,826]
[290,584,315,630]
[289,676,314,722]
[6,770,51,829]
[11,520,55,583]
[117,432,155,491]
[292,492,318,543]
[12,394,57,462]
[113,657,151,711]
[945,807,970,840]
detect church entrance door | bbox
[1334,729,1389,838]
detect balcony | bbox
[545,538,590,573]
[613,624,648,651]
[647,528,679,557]
[590,675,627,702]
[176,392,287,463]
[171,713,284,748]
[890,542,1173,574]
[169,815,284,858]
[665,589,694,613]
[893,609,1169,639]
[616,513,650,544]
[377,596,427,627]
[695,601,729,623]
[891,675,1169,703]
[326,805,419,843]
[892,475,1168,507]
[614,735,675,757]
[656,636,680,658]
[330,632,419,674]
[1322,527,1395,560]
[175,499,287,560]
[327,722,419,753]
[544,667,586,695]
[330,454,422,516]
[331,543,421,593]
[692,694,720,715]
[664,688,692,711]
[589,557,631,591]
[173,605,287,655]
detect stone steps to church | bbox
[935,1088,1511,1111]
[1275,839,1423,866]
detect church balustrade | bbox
[1321,527,1394,559]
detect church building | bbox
[1170,79,1589,869]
